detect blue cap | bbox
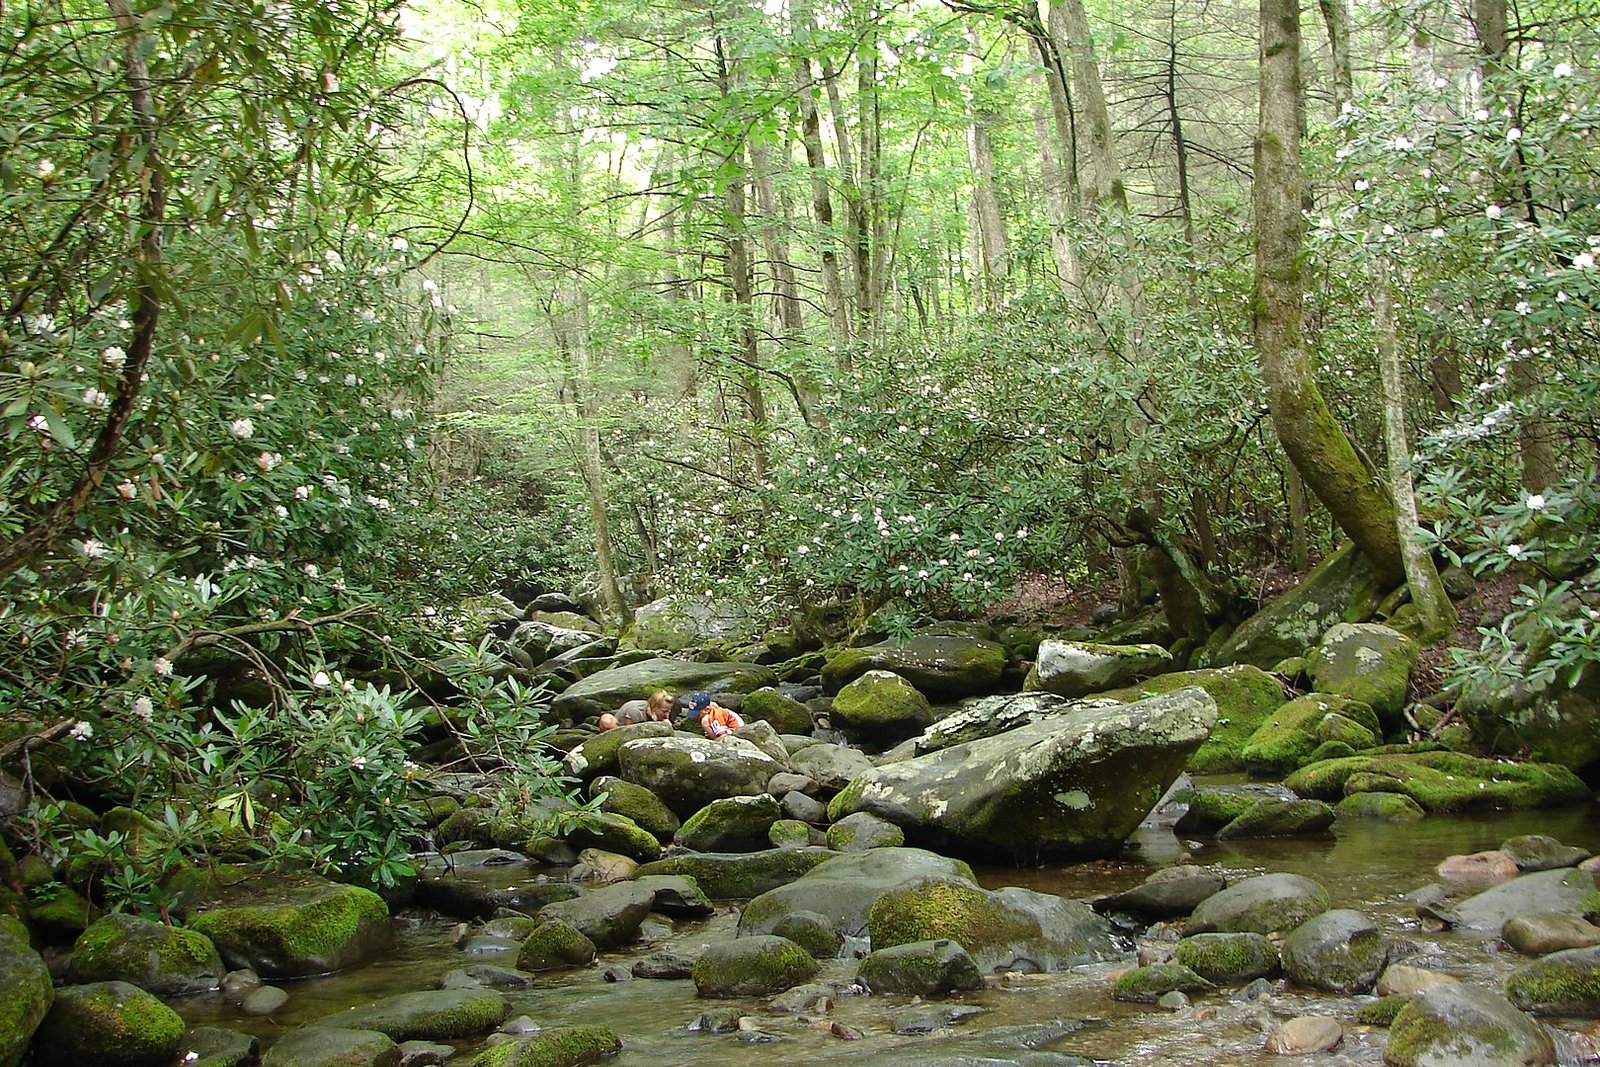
[683,692,711,720]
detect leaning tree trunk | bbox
[1254,0,1405,589]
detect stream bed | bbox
[171,802,1600,1066]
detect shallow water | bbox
[172,802,1600,1065]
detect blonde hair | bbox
[646,690,673,716]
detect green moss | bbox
[1173,789,1255,833]
[1102,666,1285,774]
[71,913,221,993]
[1387,1003,1524,1064]
[768,820,811,847]
[1110,963,1214,1003]
[1505,949,1600,1014]
[1334,792,1426,821]
[1240,695,1379,776]
[518,919,596,971]
[0,914,53,1067]
[740,688,814,734]
[28,884,97,937]
[565,812,660,860]
[318,989,509,1041]
[187,882,390,978]
[827,778,867,822]
[1357,995,1411,1026]
[693,936,820,997]
[868,880,1023,953]
[31,980,184,1066]
[1173,933,1279,983]
[472,1025,622,1067]
[1306,740,1357,763]
[1285,751,1589,812]
[634,848,836,899]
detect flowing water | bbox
[172,802,1600,1065]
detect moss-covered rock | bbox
[1216,798,1336,839]
[1205,544,1384,669]
[1280,909,1387,993]
[1239,694,1380,776]
[30,980,185,1067]
[1386,984,1555,1066]
[692,935,819,997]
[769,911,843,958]
[1110,963,1214,1003]
[826,811,905,852]
[740,688,815,734]
[260,1026,400,1067]
[1024,640,1173,699]
[1173,933,1280,984]
[857,938,986,996]
[68,912,224,995]
[1094,867,1227,920]
[185,875,393,978]
[560,721,676,782]
[821,634,1008,698]
[0,914,51,1067]
[1101,665,1285,773]
[615,735,782,817]
[1172,787,1262,833]
[563,812,660,861]
[1505,945,1600,1014]
[1187,872,1330,936]
[1284,751,1589,813]
[830,670,933,741]
[177,1026,260,1067]
[738,848,975,941]
[471,1026,622,1067]
[1306,623,1417,730]
[551,657,779,722]
[676,795,783,853]
[27,883,97,939]
[1501,834,1590,872]
[517,919,597,971]
[587,777,679,841]
[536,881,653,950]
[1334,792,1426,821]
[310,989,509,1041]
[1357,996,1411,1026]
[768,819,814,848]
[634,847,837,900]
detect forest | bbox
[1,0,1599,1062]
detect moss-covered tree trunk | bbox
[1252,0,1405,589]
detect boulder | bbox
[1503,913,1600,956]
[857,939,985,996]
[1174,933,1280,984]
[617,735,781,817]
[1335,792,1426,821]
[1386,984,1555,1066]
[588,777,679,840]
[1424,867,1598,932]
[779,791,827,825]
[691,936,819,997]
[262,1027,401,1067]
[185,875,393,978]
[768,819,816,848]
[1095,867,1227,920]
[1099,665,1286,773]
[561,721,676,781]
[826,811,905,852]
[1205,544,1384,669]
[1436,851,1521,894]
[1377,964,1458,997]
[1501,834,1590,872]
[634,847,837,899]
[536,882,654,950]
[516,919,596,971]
[1110,963,1214,1003]
[177,1027,260,1067]
[564,812,660,861]
[1284,751,1588,812]
[676,795,783,853]
[632,874,715,918]
[1306,623,1417,729]
[1279,909,1388,993]
[821,634,1007,698]
[769,912,843,959]
[631,594,752,651]
[0,915,51,1067]
[787,744,875,793]
[1173,783,1297,833]
[1187,873,1331,936]
[831,670,933,742]
[471,1026,621,1067]
[1024,640,1173,698]
[1505,944,1600,1014]
[413,853,580,920]
[827,688,1217,862]
[30,981,184,1067]
[1216,798,1336,839]
[508,620,601,665]
[739,847,975,940]
[912,692,1097,755]
[1239,694,1380,776]
[739,688,814,734]
[310,989,509,1041]
[67,912,224,995]
[1266,1016,1343,1055]
[551,657,779,721]
[867,879,1119,973]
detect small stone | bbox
[397,1040,454,1067]
[1376,964,1458,996]
[1233,977,1275,1001]
[1265,1015,1342,1054]
[1435,851,1520,894]
[240,984,289,1016]
[829,1022,863,1039]
[1156,990,1190,1011]
[1501,835,1590,872]
[690,1009,742,1034]
[633,950,698,979]
[500,1014,540,1035]
[220,968,261,1000]
[1503,913,1600,956]
[602,964,632,982]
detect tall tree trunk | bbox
[1254,0,1405,588]
[1028,78,1088,309]
[965,26,1009,309]
[561,287,630,623]
[1317,0,1354,114]
[1165,0,1198,251]
[790,0,853,349]
[1285,458,1310,570]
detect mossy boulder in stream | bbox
[1239,694,1380,776]
[517,919,596,971]
[739,848,975,940]
[1386,984,1555,1066]
[692,935,819,997]
[1023,640,1173,698]
[551,657,778,722]
[186,876,393,978]
[821,634,1008,698]
[536,882,654,950]
[857,938,986,995]
[1187,873,1330,935]
[1284,751,1589,812]
[634,846,837,899]
[1334,792,1426,821]
[561,722,675,782]
[1505,945,1600,1015]
[472,1026,622,1067]
[1306,623,1417,730]
[826,811,905,852]
[30,981,185,1067]
[1174,933,1280,984]
[830,670,933,741]
[309,989,509,1041]
[676,794,783,853]
[68,911,224,995]
[0,915,51,1067]
[1215,798,1336,839]
[739,687,815,734]
[177,1026,260,1067]
[1100,665,1285,773]
[261,1026,400,1067]
[562,811,660,861]
[587,776,679,840]
[1110,963,1215,1003]
[616,735,782,817]
[1280,909,1388,993]
[1204,544,1384,669]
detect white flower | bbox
[1390,135,1414,150]
[321,71,339,93]
[1474,108,1490,121]
[273,505,289,519]
[1555,62,1574,77]
[133,696,154,721]
[1354,178,1370,192]
[1526,494,1547,511]
[1515,301,1532,315]
[795,544,809,555]
[102,345,126,369]
[28,414,48,433]
[350,755,368,770]
[1574,252,1595,270]
[81,388,110,410]
[312,670,331,687]
[37,158,55,179]
[153,657,173,676]
[229,417,255,440]
[1506,127,1522,142]
[421,279,438,293]
[295,484,312,500]
[69,721,93,741]
[303,563,320,578]
[256,451,281,471]
[78,538,108,559]
[1485,204,1503,220]
[390,236,409,252]
[116,481,137,500]
[1507,543,1524,559]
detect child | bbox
[599,689,673,731]
[680,691,745,739]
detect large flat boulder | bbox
[631,595,753,651]
[1284,751,1589,813]
[821,634,1007,698]
[826,688,1217,862]
[184,875,392,979]
[911,692,1115,755]
[1023,640,1173,698]
[550,657,779,721]
[738,847,975,940]
[633,848,838,899]
[1099,665,1286,773]
[616,735,781,817]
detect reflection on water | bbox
[171,802,1600,1066]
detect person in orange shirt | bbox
[699,701,745,739]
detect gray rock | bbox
[633,594,753,651]
[589,776,681,840]
[396,1040,454,1067]
[1265,1016,1343,1055]
[537,882,655,950]
[770,910,845,959]
[634,847,838,899]
[633,949,699,979]
[768,772,817,797]
[1506,945,1600,1014]
[552,657,780,721]
[1427,868,1599,932]
[831,670,933,742]
[177,1027,260,1067]
[309,989,509,1042]
[241,985,289,1015]
[1205,544,1383,669]
[692,935,820,997]
[1025,640,1173,698]
[1279,909,1388,993]
[826,811,905,852]
[1386,984,1555,1066]
[562,721,676,781]
[1503,913,1600,956]
[618,735,782,816]
[779,791,827,824]
[787,744,875,793]
[436,965,534,990]
[1096,867,1227,920]
[67,912,225,995]
[633,874,715,917]
[821,633,1008,698]
[676,795,783,852]
[0,915,52,1067]
[30,981,185,1067]
[1187,873,1331,936]
[516,918,596,971]
[857,939,985,995]
[1501,834,1591,872]
[1216,798,1336,840]
[1305,622,1417,729]
[768,982,835,1014]
[262,1027,400,1067]
[912,692,1097,754]
[739,847,976,940]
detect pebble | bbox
[829,1022,863,1040]
[240,985,288,1016]
[220,968,261,1000]
[1265,1015,1342,1054]
[1377,963,1458,996]
[1156,991,1189,1012]
[500,1015,541,1035]
[397,1040,454,1067]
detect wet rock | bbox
[912,692,1092,755]
[478,917,540,941]
[830,670,933,742]
[396,1041,454,1067]
[1426,868,1598,932]
[769,982,835,1014]
[414,856,580,921]
[857,939,985,996]
[769,818,814,848]
[770,911,844,959]
[1335,792,1426,821]
[633,949,698,979]
[1501,834,1591,872]
[1216,798,1336,839]
[1386,984,1555,1066]
[863,1020,1092,1066]
[1187,873,1331,936]
[1110,963,1214,1003]
[1306,623,1417,729]
[310,989,509,1042]
[0,914,52,1067]
[1097,867,1227,920]
[826,811,905,852]
[1239,694,1380,776]
[1506,945,1600,1014]
[537,882,654,950]
[30,981,184,1067]
[1285,751,1588,813]
[1025,640,1173,698]
[564,813,660,862]
[458,935,519,955]
[551,656,778,722]
[618,736,781,816]
[262,1026,401,1067]
[769,771,818,796]
[779,792,828,824]
[890,1004,985,1034]
[242,984,290,1015]
[739,847,974,940]
[1173,784,1295,833]
[1280,909,1388,993]
[561,721,677,782]
[1503,913,1600,956]
[589,776,680,840]
[1358,996,1412,1026]
[868,879,1119,974]
[633,874,715,917]
[470,1025,622,1067]
[1436,851,1521,894]
[1174,933,1280,984]
[821,633,1008,698]
[185,875,393,978]
[437,965,535,991]
[1266,1015,1342,1054]
[66,912,224,996]
[677,795,783,853]
[516,918,596,971]
[1377,964,1458,996]
[178,1027,260,1067]
[787,744,875,794]
[827,688,1217,862]
[692,936,820,997]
